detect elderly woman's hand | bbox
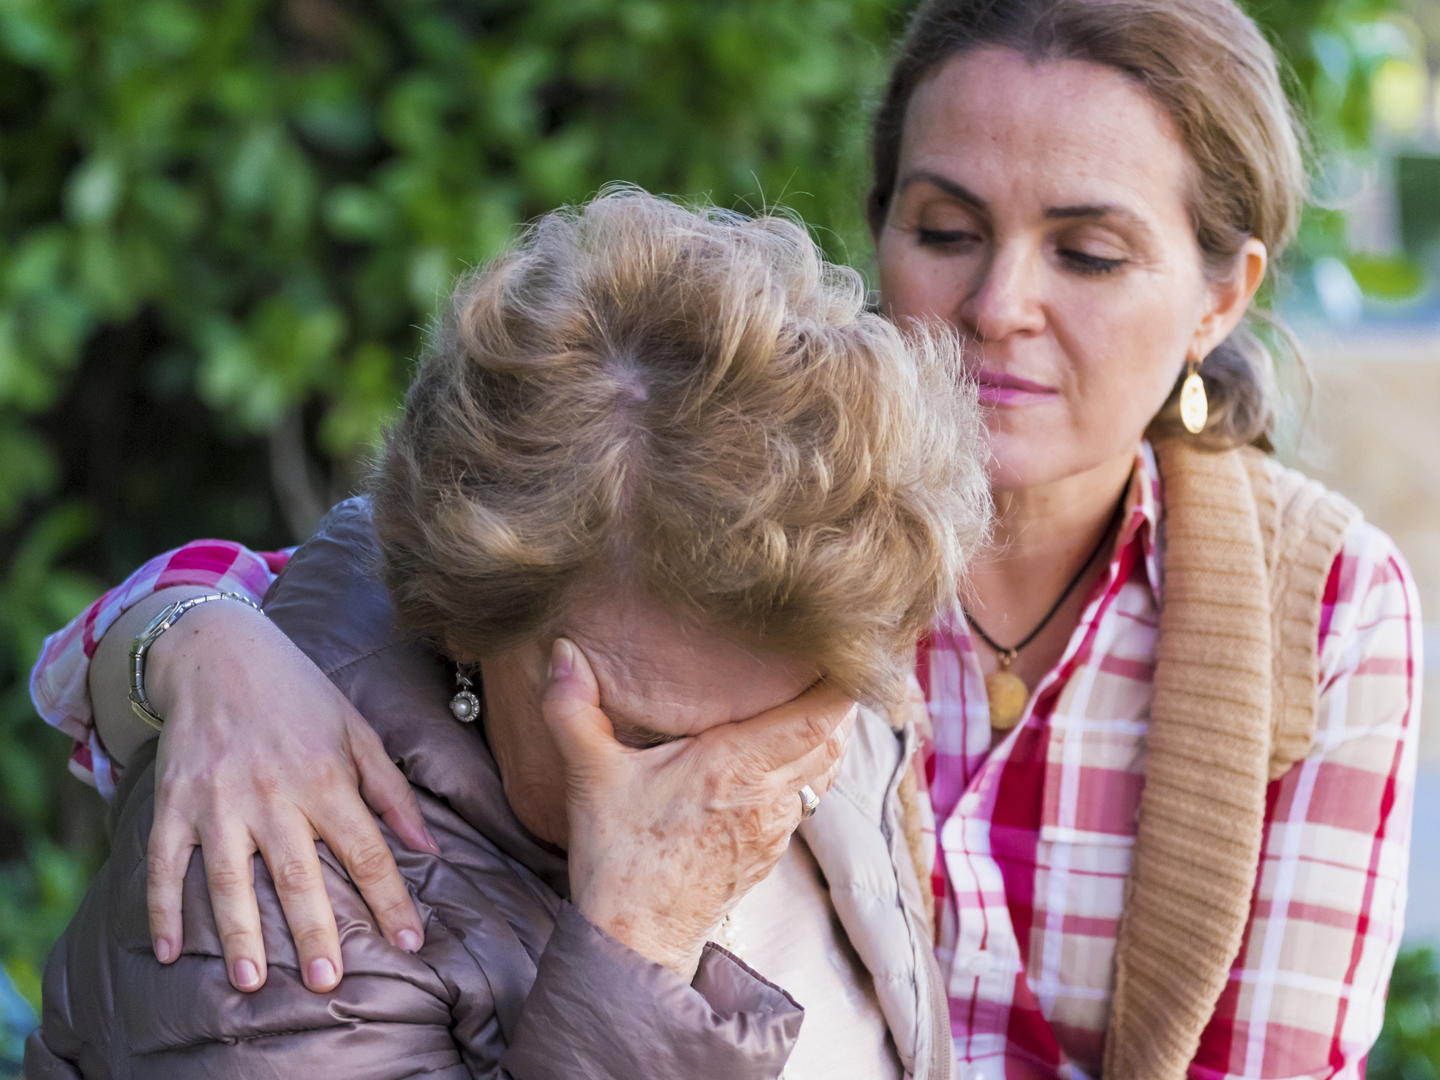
[543,638,856,979]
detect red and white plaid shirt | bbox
[30,444,1422,1078]
[915,443,1422,1079]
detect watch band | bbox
[128,591,265,731]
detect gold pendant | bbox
[985,652,1029,731]
[1180,367,1208,435]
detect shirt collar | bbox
[1125,440,1163,595]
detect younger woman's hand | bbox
[543,638,855,979]
[137,599,439,993]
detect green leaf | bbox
[321,184,394,242]
[64,157,122,226]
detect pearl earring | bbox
[450,668,480,723]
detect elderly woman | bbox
[30,0,1422,1077]
[26,191,987,1078]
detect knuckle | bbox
[308,757,352,794]
[372,893,416,925]
[204,862,253,896]
[218,927,257,955]
[270,856,319,895]
[798,710,833,748]
[146,856,180,890]
[294,926,335,955]
[344,842,396,886]
[734,804,769,847]
[249,770,285,803]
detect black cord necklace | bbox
[963,489,1129,731]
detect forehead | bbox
[898,47,1191,225]
[560,588,818,740]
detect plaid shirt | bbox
[30,445,1422,1079]
[916,443,1422,1079]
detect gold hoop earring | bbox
[1180,357,1208,435]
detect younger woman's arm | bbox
[30,541,288,794]
[29,538,435,995]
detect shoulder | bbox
[1253,456,1417,620]
[35,747,515,1072]
[264,497,404,677]
[1319,515,1421,676]
[1249,452,1362,549]
[1250,456,1420,664]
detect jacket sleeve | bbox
[32,748,804,1080]
[30,746,475,1080]
[502,904,802,1080]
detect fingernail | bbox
[549,638,574,681]
[235,958,261,989]
[154,937,173,963]
[422,827,441,855]
[308,957,336,989]
[397,929,422,952]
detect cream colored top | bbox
[720,834,904,1080]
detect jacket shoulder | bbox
[264,496,401,678]
[31,740,508,1076]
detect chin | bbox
[983,428,1107,492]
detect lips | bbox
[972,369,1059,406]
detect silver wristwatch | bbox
[128,591,265,730]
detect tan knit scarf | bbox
[1102,439,1359,1079]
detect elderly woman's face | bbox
[478,586,819,846]
[876,48,1258,491]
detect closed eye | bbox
[1060,250,1124,275]
[917,227,982,250]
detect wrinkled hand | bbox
[144,602,438,993]
[543,638,856,979]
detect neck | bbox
[967,447,1137,647]
[479,647,571,848]
[989,448,1137,566]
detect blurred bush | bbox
[0,2,1431,1072]
[1371,946,1440,1080]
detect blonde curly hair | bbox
[372,188,988,705]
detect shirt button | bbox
[962,951,993,977]
[957,793,981,817]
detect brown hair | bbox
[371,188,989,705]
[869,0,1307,451]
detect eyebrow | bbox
[1043,202,1153,238]
[897,170,1156,239]
[896,169,990,214]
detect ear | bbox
[1189,238,1267,361]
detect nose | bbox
[957,241,1046,343]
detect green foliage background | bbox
[0,0,1435,1072]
